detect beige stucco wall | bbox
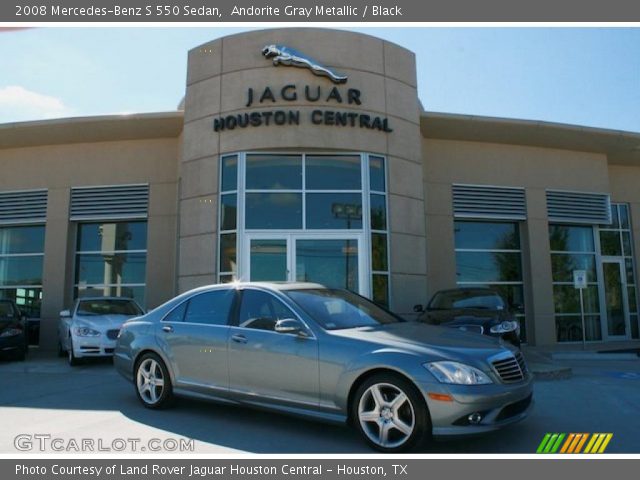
[0,138,179,349]
[422,138,610,345]
[180,28,426,315]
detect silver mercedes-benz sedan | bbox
[114,282,533,452]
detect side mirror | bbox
[275,318,305,335]
[60,310,71,318]
[413,304,424,313]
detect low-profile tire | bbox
[134,352,174,409]
[67,338,81,366]
[351,372,431,453]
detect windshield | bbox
[77,299,143,316]
[429,290,505,310]
[285,289,402,330]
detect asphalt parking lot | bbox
[0,351,639,454]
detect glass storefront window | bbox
[75,221,147,306]
[0,226,45,319]
[369,156,386,192]
[245,193,303,229]
[600,230,622,256]
[219,153,390,308]
[77,222,147,252]
[220,194,237,231]
[306,193,362,229]
[549,225,595,252]
[597,203,639,339]
[456,251,523,283]
[221,155,238,192]
[551,253,597,283]
[550,223,600,343]
[370,194,387,231]
[246,154,302,190]
[455,221,520,251]
[454,221,526,342]
[556,315,602,342]
[306,155,361,190]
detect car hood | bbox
[328,321,509,362]
[72,314,132,331]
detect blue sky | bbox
[1,27,639,132]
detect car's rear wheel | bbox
[67,338,80,366]
[352,373,430,452]
[134,353,174,409]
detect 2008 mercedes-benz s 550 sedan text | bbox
[114,282,533,452]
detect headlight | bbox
[0,328,22,338]
[490,320,518,334]
[425,361,493,385]
[74,327,101,337]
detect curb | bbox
[551,352,639,361]
[529,362,572,380]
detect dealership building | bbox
[1,28,639,349]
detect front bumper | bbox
[0,333,27,355]
[424,374,534,437]
[72,336,117,358]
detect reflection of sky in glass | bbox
[246,155,302,190]
[306,156,361,190]
[0,226,45,254]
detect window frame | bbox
[73,220,148,307]
[0,224,46,318]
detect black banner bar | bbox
[3,0,640,22]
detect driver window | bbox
[238,290,296,332]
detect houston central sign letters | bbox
[212,84,393,133]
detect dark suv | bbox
[0,299,28,360]
[415,288,522,347]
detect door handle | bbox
[231,334,247,344]
[162,325,174,333]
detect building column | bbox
[524,188,556,346]
[39,188,70,350]
[145,182,178,309]
[424,182,457,297]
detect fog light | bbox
[468,412,483,425]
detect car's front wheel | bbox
[67,337,80,366]
[134,353,174,409]
[352,373,430,452]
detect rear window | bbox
[77,299,142,316]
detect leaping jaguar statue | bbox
[261,45,348,84]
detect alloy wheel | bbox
[357,382,416,449]
[136,358,166,405]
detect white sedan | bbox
[58,297,144,366]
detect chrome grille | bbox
[106,329,120,340]
[491,351,527,383]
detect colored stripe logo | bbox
[537,433,613,453]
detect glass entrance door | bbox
[602,259,630,339]
[244,234,366,295]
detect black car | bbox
[0,299,28,361]
[415,288,522,347]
